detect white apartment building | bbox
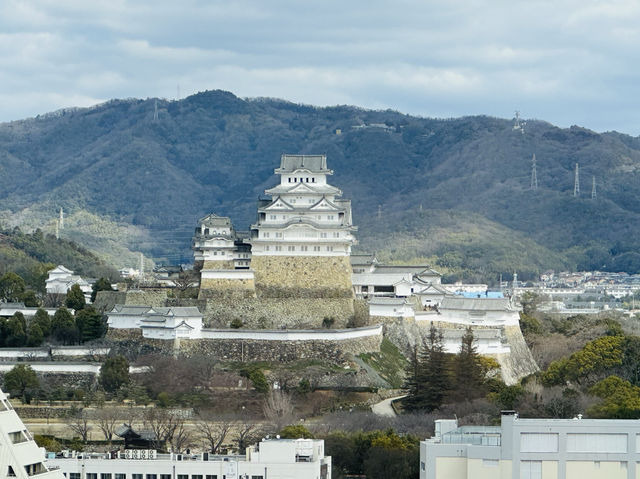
[421,411,640,479]
[0,387,65,479]
[48,439,330,479]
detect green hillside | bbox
[1,90,640,279]
[0,227,119,292]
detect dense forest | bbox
[1,90,640,280]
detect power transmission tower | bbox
[153,100,158,122]
[55,220,59,240]
[530,154,538,190]
[591,176,597,199]
[139,253,144,278]
[59,207,64,229]
[573,163,580,196]
[377,205,382,219]
[513,110,525,134]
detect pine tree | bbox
[405,324,451,411]
[450,327,485,402]
[65,284,86,311]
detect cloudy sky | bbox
[1,0,640,134]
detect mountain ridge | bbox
[1,90,639,280]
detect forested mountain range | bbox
[1,90,640,282]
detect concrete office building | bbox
[421,411,640,479]
[48,439,330,479]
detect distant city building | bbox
[421,411,640,479]
[48,438,331,479]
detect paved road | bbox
[371,395,406,417]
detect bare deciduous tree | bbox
[196,412,235,454]
[169,421,194,453]
[263,390,294,433]
[66,408,92,442]
[142,408,184,450]
[95,407,120,445]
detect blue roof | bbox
[456,291,504,299]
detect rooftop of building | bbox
[439,296,517,311]
[275,154,332,174]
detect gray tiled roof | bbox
[276,154,330,173]
[439,297,516,311]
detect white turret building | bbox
[249,154,357,257]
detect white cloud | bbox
[1,1,640,133]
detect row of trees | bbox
[0,306,106,348]
[404,325,495,411]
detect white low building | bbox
[0,387,65,479]
[48,438,330,479]
[421,411,640,479]
[352,265,441,298]
[45,265,93,301]
[106,305,203,339]
[423,297,521,327]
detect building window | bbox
[146,475,156,479]
[313,246,320,251]
[270,215,276,220]
[265,246,270,251]
[276,232,283,238]
[306,178,309,182]
[206,476,217,479]
[520,433,559,452]
[133,475,143,479]
[420,462,425,471]
[294,178,297,182]
[328,215,334,220]
[177,475,188,479]
[101,474,112,479]
[275,246,282,251]
[320,233,327,238]
[160,475,171,479]
[192,475,203,479]
[115,475,126,479]
[87,474,98,479]
[288,178,291,182]
[333,232,339,238]
[326,246,333,251]
[312,177,315,182]
[70,474,81,479]
[251,476,264,479]
[301,245,308,251]
[567,433,627,453]
[519,461,541,479]
[288,246,295,251]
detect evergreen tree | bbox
[0,272,26,302]
[5,315,27,347]
[3,365,39,404]
[91,278,114,303]
[99,355,130,392]
[32,308,51,337]
[450,327,485,402]
[27,322,44,347]
[405,324,451,411]
[51,307,78,344]
[76,307,105,342]
[65,284,86,310]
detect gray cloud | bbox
[1,0,639,133]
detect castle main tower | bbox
[250,154,357,298]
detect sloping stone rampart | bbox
[202,297,356,329]
[202,260,235,270]
[106,326,382,362]
[252,255,354,298]
[199,278,255,296]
